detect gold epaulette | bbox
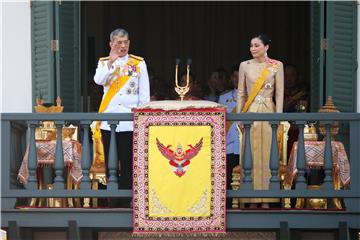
[99,56,110,61]
[129,54,144,62]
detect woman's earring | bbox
[265,51,268,57]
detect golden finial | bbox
[318,96,340,140]
[174,59,191,101]
[304,123,318,141]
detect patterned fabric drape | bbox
[18,140,83,185]
[132,102,226,237]
[285,141,350,188]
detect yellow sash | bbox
[226,106,236,133]
[91,55,141,168]
[241,62,278,113]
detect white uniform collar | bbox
[116,54,129,63]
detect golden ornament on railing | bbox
[318,96,339,140]
[34,96,77,141]
[306,185,327,209]
[34,96,64,114]
[174,58,192,101]
[230,165,242,209]
[304,123,318,141]
[62,126,77,140]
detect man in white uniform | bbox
[218,65,240,194]
[94,28,150,206]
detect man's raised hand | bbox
[107,48,120,69]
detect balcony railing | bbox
[1,112,360,239]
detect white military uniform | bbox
[218,89,240,155]
[94,54,150,132]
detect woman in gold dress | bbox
[236,34,284,208]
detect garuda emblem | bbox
[156,138,203,177]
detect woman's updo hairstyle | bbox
[252,33,271,46]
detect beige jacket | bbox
[236,59,284,113]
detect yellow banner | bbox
[148,125,212,217]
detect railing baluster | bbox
[242,121,253,190]
[80,121,91,189]
[323,121,333,189]
[296,121,307,189]
[54,121,65,189]
[107,121,118,190]
[27,121,38,190]
[346,121,360,212]
[269,121,279,189]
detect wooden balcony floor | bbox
[32,231,338,240]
